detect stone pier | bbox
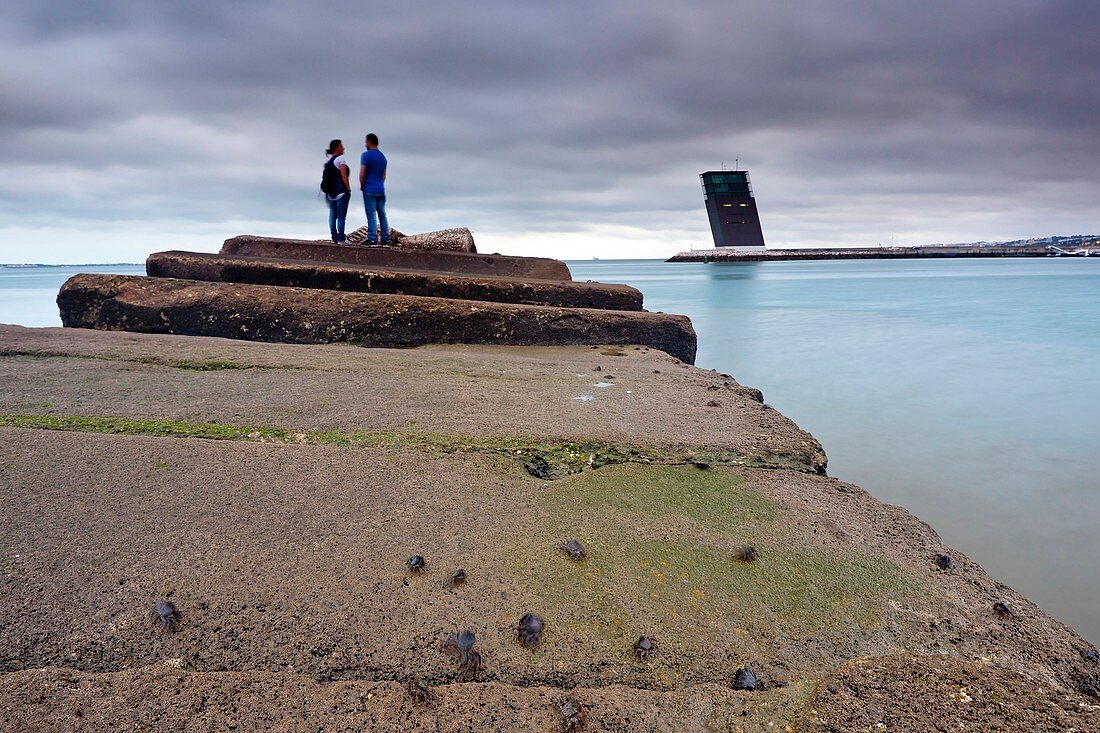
[56,228,698,361]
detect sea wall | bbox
[0,323,1096,732]
[146,251,644,311]
[57,274,697,363]
[666,245,1100,262]
[223,235,571,280]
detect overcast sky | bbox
[1,0,1097,263]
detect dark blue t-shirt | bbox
[360,149,387,195]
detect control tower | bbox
[700,170,765,249]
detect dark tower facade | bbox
[701,170,765,249]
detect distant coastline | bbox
[1,263,142,268]
[669,233,1100,262]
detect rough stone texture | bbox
[0,669,799,733]
[802,655,1098,731]
[1,326,1096,731]
[145,251,643,311]
[0,325,824,472]
[344,226,477,252]
[56,274,698,363]
[396,227,477,253]
[223,235,571,280]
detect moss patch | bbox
[0,414,286,441]
[2,350,269,371]
[0,413,747,477]
[132,356,257,371]
[540,463,775,530]
[515,464,921,651]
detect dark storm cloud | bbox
[1,0,1097,259]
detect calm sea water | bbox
[2,258,1098,643]
[572,258,1100,645]
[0,265,145,327]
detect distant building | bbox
[700,170,765,249]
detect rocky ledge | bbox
[145,251,643,311]
[57,274,696,363]
[345,225,478,252]
[0,324,1095,732]
[223,235,569,280]
[57,229,695,361]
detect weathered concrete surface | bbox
[1,325,1096,732]
[395,226,477,252]
[345,225,477,252]
[56,275,697,363]
[0,325,823,472]
[223,235,571,280]
[146,250,644,311]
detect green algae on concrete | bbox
[540,462,776,530]
[516,464,922,655]
[2,350,265,372]
[131,356,258,371]
[0,413,775,476]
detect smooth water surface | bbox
[573,257,1100,644]
[0,265,144,327]
[2,258,1098,643]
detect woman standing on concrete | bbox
[320,139,352,243]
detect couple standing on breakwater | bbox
[321,133,390,245]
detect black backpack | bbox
[320,156,344,196]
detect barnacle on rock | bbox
[734,666,759,691]
[405,677,435,704]
[558,539,586,560]
[518,613,544,648]
[444,568,466,588]
[633,635,657,661]
[443,630,481,679]
[149,600,182,633]
[560,696,588,731]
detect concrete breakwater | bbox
[1,230,1096,730]
[57,231,697,363]
[223,234,571,279]
[146,251,644,311]
[668,244,1100,262]
[1,323,1097,731]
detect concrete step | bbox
[222,235,572,280]
[146,251,643,311]
[58,275,697,363]
[348,226,477,252]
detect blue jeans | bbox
[326,192,350,243]
[362,192,390,243]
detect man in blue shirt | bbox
[359,133,390,245]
